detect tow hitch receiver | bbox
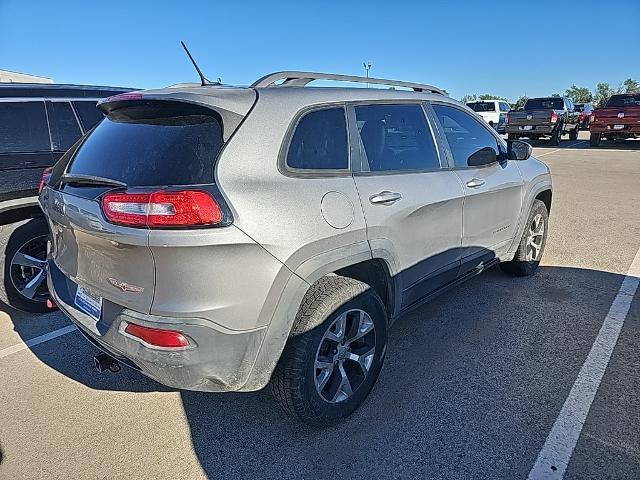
[94,352,121,373]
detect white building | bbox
[0,69,53,84]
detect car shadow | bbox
[524,137,640,151]
[3,265,634,478]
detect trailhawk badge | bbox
[108,278,144,293]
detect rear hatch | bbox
[41,91,255,314]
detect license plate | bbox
[74,286,102,321]
[613,124,624,130]
[522,125,533,131]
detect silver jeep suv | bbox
[40,71,552,425]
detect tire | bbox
[549,125,561,146]
[500,199,549,277]
[271,275,388,426]
[3,217,54,313]
[590,132,601,147]
[569,125,578,141]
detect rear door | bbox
[351,103,464,309]
[429,102,523,274]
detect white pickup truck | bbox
[466,100,510,134]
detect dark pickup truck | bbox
[589,93,640,147]
[506,96,580,145]
[1,83,132,312]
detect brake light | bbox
[102,190,223,228]
[590,113,596,123]
[105,92,144,102]
[39,167,53,193]
[550,111,559,124]
[123,322,191,349]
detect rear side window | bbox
[47,101,82,151]
[432,104,499,168]
[355,104,440,172]
[0,101,50,153]
[286,107,348,170]
[67,101,224,186]
[467,102,496,112]
[73,101,104,131]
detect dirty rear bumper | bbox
[48,260,266,392]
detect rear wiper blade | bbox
[59,174,127,188]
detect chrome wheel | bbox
[525,213,545,261]
[315,309,376,403]
[9,235,49,303]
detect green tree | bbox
[594,82,621,107]
[564,85,593,103]
[478,93,508,101]
[512,96,528,110]
[551,93,561,97]
[623,78,639,93]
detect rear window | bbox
[72,101,104,131]
[0,101,50,153]
[67,102,224,186]
[524,98,564,110]
[605,94,640,108]
[467,102,496,112]
[47,101,82,151]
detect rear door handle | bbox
[466,178,485,188]
[369,191,403,205]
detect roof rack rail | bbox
[252,71,446,95]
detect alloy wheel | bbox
[9,235,49,303]
[525,213,545,261]
[314,309,376,403]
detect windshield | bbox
[66,101,224,186]
[467,102,496,112]
[605,94,640,108]
[524,98,564,110]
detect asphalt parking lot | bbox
[0,131,638,480]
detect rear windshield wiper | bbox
[59,174,127,188]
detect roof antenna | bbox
[180,41,220,86]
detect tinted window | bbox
[605,94,640,107]
[0,101,50,153]
[73,101,104,131]
[524,98,564,110]
[47,101,82,151]
[286,108,348,170]
[432,104,499,168]
[500,102,511,112]
[355,104,439,172]
[67,101,224,186]
[467,102,496,112]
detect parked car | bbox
[589,93,640,147]
[0,83,132,312]
[466,100,511,133]
[506,96,580,145]
[40,71,552,425]
[574,102,594,129]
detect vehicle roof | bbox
[466,99,502,103]
[0,83,134,99]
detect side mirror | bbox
[468,146,498,166]
[507,140,532,160]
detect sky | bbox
[1,0,638,101]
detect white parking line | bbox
[536,140,587,157]
[0,324,76,360]
[528,246,640,479]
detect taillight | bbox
[123,322,191,349]
[39,167,53,193]
[590,113,596,123]
[550,111,559,124]
[102,190,223,228]
[506,113,510,124]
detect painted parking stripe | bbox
[528,246,640,479]
[0,324,76,360]
[536,140,586,157]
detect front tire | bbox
[500,200,549,277]
[3,217,54,313]
[590,132,601,147]
[271,275,388,426]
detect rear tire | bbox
[569,125,578,141]
[590,132,601,147]
[500,200,549,277]
[271,275,388,426]
[549,125,561,146]
[3,217,54,313]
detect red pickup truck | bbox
[589,93,640,146]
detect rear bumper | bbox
[590,125,640,135]
[48,260,266,392]
[506,125,555,135]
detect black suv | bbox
[1,83,132,312]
